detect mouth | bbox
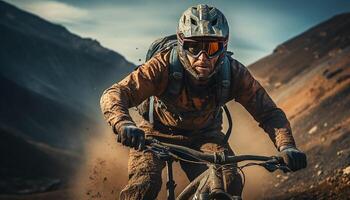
[195,66,210,74]
[194,63,208,69]
[196,65,207,69]
[193,61,212,75]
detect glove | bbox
[117,125,145,150]
[279,146,307,172]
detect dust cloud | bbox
[71,125,129,200]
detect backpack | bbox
[137,34,233,143]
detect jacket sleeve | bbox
[100,51,169,134]
[231,60,296,150]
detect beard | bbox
[193,61,213,77]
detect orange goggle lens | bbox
[183,41,223,57]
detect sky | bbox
[5,0,350,65]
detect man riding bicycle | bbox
[100,4,307,200]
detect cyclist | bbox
[100,4,307,200]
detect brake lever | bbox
[262,157,291,173]
[144,139,174,161]
[272,156,292,173]
[145,137,161,145]
[260,162,278,172]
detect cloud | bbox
[22,0,88,24]
[60,4,181,64]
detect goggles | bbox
[182,38,225,58]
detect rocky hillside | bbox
[0,0,134,195]
[247,13,350,199]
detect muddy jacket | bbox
[100,49,296,150]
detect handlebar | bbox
[145,138,291,173]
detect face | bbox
[186,53,219,78]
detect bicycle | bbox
[144,138,291,200]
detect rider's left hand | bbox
[279,146,307,171]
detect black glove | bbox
[117,125,145,150]
[279,146,307,172]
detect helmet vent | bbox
[191,17,197,26]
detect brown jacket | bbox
[100,49,296,150]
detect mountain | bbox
[0,0,134,113]
[0,0,134,195]
[247,13,350,199]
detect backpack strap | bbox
[148,96,155,124]
[138,35,180,123]
[148,47,183,124]
[217,54,232,106]
[164,47,184,97]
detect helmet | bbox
[177,4,229,80]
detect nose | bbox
[198,52,209,61]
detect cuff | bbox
[113,121,136,134]
[274,128,296,151]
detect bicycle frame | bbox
[164,158,239,200]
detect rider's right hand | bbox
[117,125,145,150]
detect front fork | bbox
[194,165,241,200]
[166,162,241,200]
[195,165,224,200]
